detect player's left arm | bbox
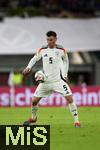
[61,49,69,82]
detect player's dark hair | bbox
[46,31,57,37]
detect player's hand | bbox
[64,77,68,83]
[22,68,31,76]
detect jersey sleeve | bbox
[61,49,69,78]
[27,48,42,69]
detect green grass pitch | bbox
[0,107,100,150]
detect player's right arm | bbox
[22,49,42,76]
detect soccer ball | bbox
[35,70,46,83]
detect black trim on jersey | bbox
[60,69,67,83]
[41,45,48,49]
[56,44,64,49]
[41,44,64,50]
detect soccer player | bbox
[23,31,81,127]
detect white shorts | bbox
[34,80,72,98]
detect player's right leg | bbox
[23,96,41,126]
[23,83,52,126]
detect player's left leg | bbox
[64,95,81,128]
[53,80,81,127]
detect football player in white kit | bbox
[23,31,81,127]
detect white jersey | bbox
[27,45,69,83]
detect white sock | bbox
[69,102,79,123]
[32,105,38,120]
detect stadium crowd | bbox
[0,0,98,17]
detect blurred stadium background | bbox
[0,1,100,149]
[0,0,100,107]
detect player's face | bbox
[47,36,57,48]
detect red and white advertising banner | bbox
[0,86,100,107]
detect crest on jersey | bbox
[55,51,59,56]
[44,54,48,57]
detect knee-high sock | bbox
[69,102,79,123]
[32,105,38,120]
